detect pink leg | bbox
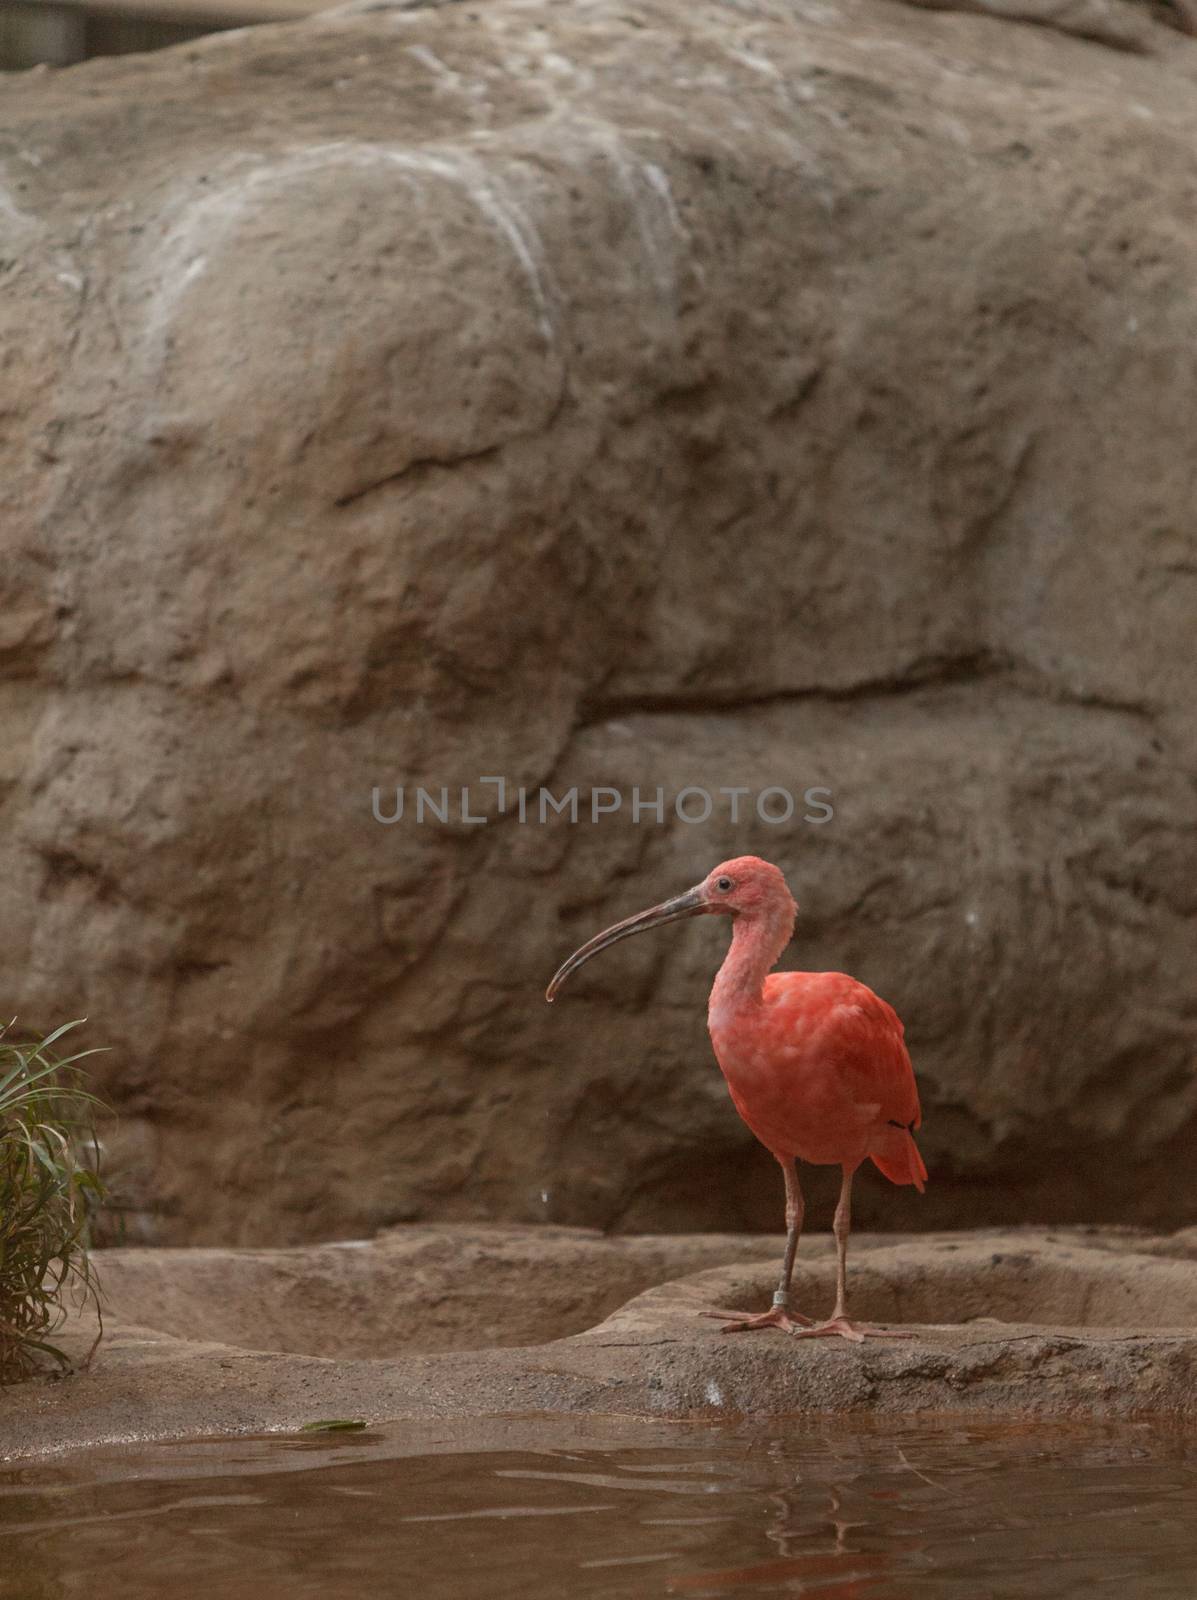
[791,1165,913,1342]
[701,1157,814,1333]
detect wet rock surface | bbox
[1,0,1196,1246]
[2,1227,1195,1459]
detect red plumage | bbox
[548,853,928,1340]
[711,969,926,1192]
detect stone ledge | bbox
[2,1226,1195,1460]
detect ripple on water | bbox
[1,1417,1195,1599]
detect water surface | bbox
[2,1416,1195,1598]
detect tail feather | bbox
[870,1129,927,1193]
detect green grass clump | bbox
[0,1020,107,1383]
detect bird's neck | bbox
[709,909,793,1015]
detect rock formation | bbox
[4,1226,1197,1455]
[0,0,1194,1243]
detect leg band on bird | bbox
[699,1156,815,1332]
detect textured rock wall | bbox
[0,0,1194,1244]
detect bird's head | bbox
[545,855,797,1001]
[700,855,797,920]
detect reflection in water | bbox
[0,1528,67,1600]
[0,1418,1195,1599]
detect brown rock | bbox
[2,1227,1196,1458]
[902,0,1159,53]
[0,0,1194,1243]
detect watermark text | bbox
[370,780,834,827]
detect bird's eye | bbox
[715,876,733,893]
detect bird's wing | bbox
[763,971,921,1130]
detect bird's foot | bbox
[789,1315,914,1344]
[698,1304,815,1335]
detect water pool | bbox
[2,1416,1195,1598]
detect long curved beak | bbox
[545,884,713,1001]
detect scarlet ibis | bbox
[546,855,926,1341]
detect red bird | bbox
[547,855,926,1341]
